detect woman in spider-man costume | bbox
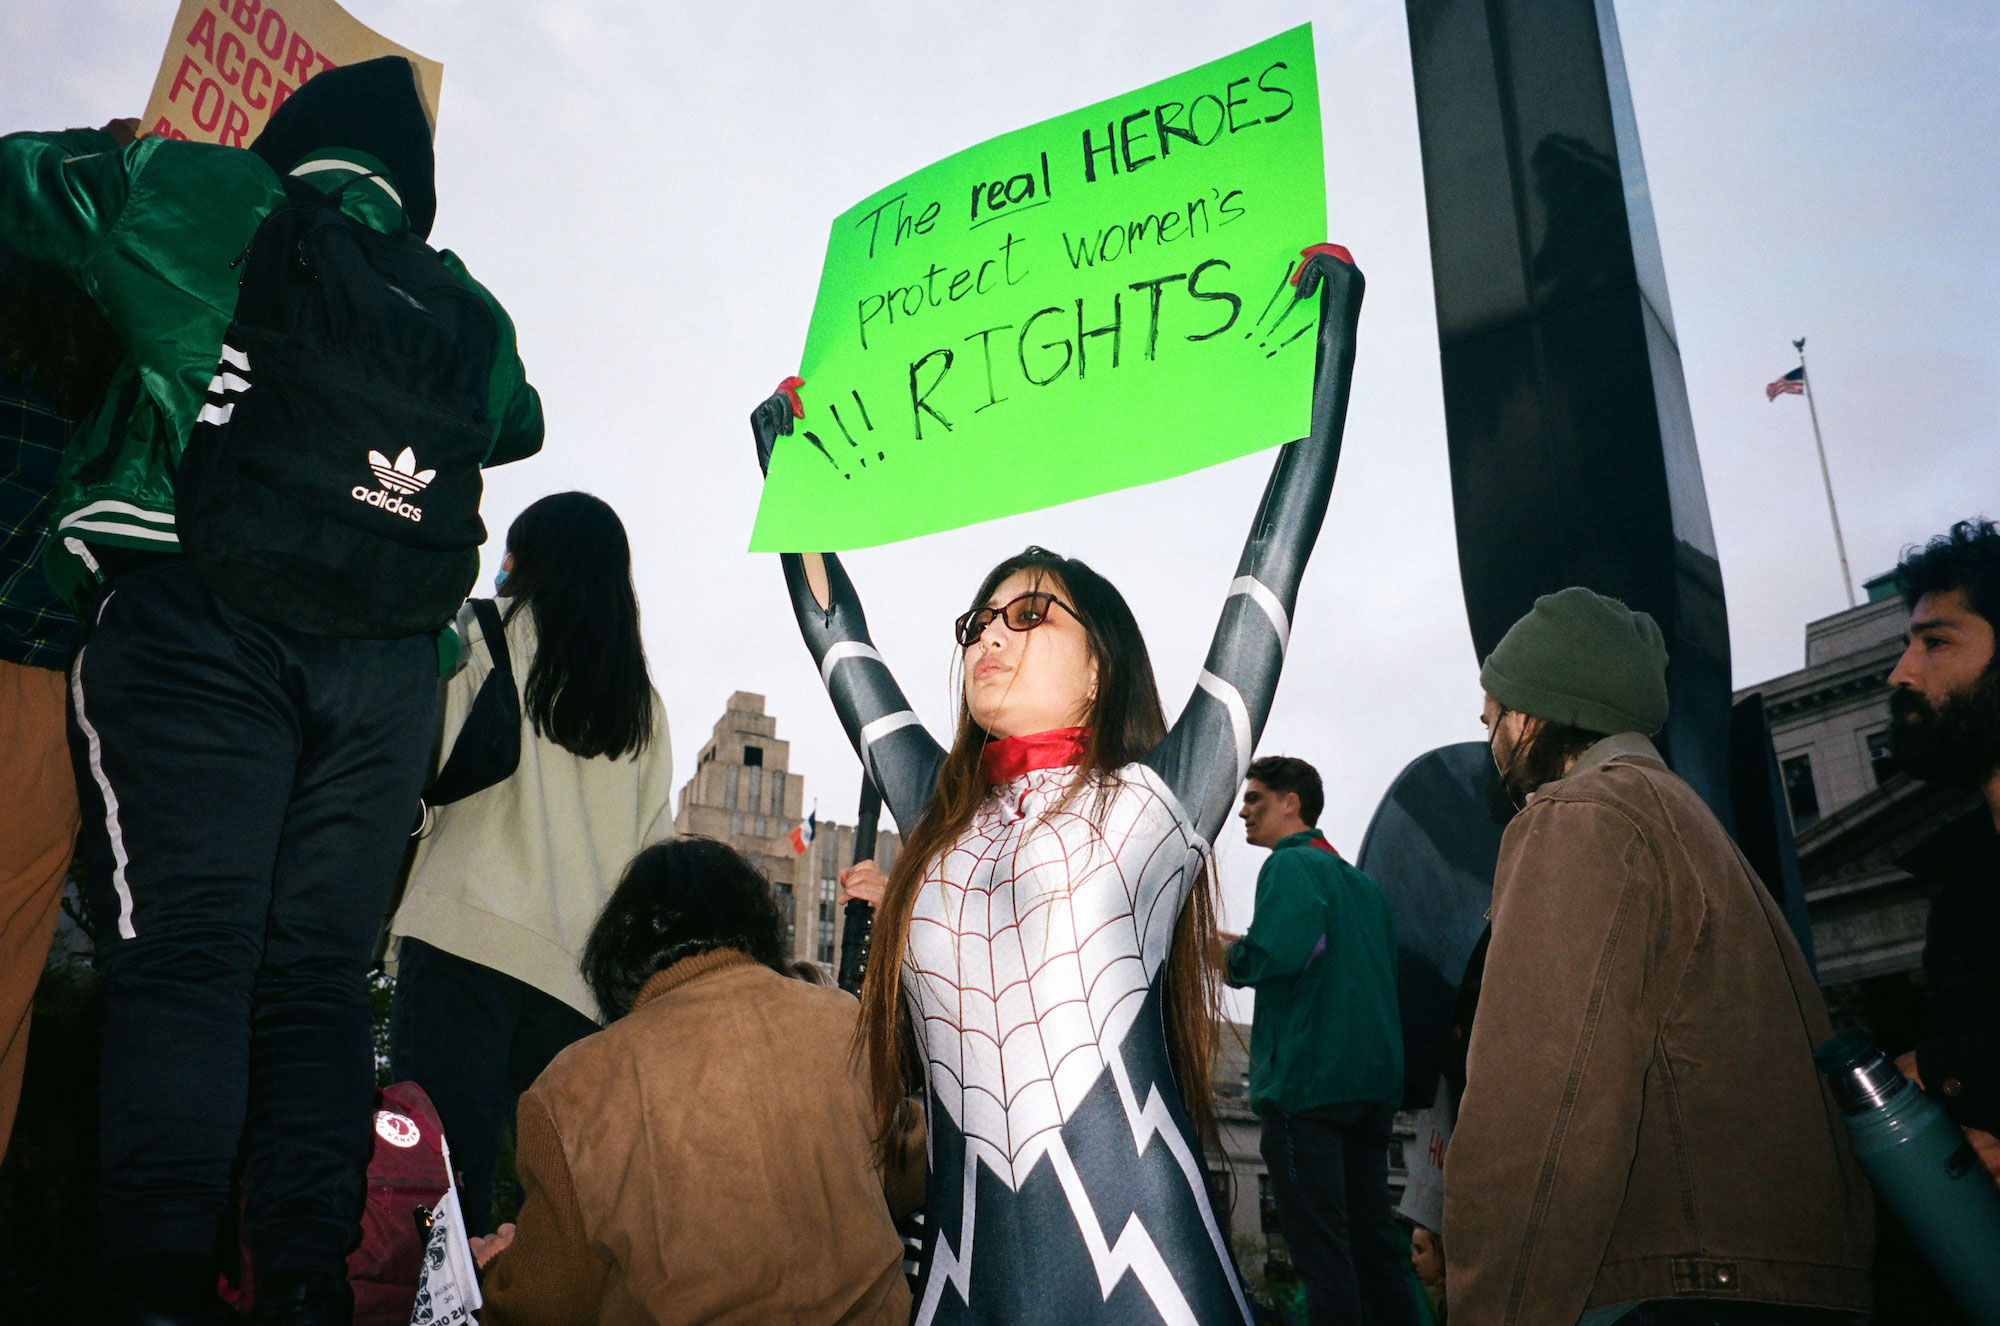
[750,246,1361,1325]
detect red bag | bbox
[222,1081,454,1325]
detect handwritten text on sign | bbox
[139,0,442,147]
[749,25,1327,552]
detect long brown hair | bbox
[855,547,1223,1161]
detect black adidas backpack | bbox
[176,174,497,638]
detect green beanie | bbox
[1479,587,1670,736]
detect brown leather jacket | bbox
[478,949,911,1326]
[1444,735,1872,1323]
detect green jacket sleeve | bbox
[0,129,130,280]
[437,248,544,466]
[1227,851,1325,987]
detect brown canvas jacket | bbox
[1444,735,1872,1324]
[479,950,911,1326]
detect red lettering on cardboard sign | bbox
[191,78,226,133]
[219,101,251,147]
[284,31,316,81]
[167,55,202,105]
[216,32,247,84]
[241,57,274,109]
[185,7,218,61]
[226,0,261,36]
[255,6,288,61]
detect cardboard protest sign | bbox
[750,25,1326,552]
[1395,1080,1452,1234]
[140,0,443,147]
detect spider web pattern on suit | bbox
[906,765,1196,1187]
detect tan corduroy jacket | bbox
[1444,735,1873,1324]
[478,951,911,1326]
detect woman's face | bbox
[1410,1227,1444,1285]
[963,568,1099,739]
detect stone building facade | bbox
[1750,576,1906,836]
[673,691,899,976]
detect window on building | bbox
[1205,1164,1233,1227]
[1782,754,1820,828]
[743,745,763,767]
[745,767,762,816]
[724,764,738,810]
[1867,729,1897,786]
[729,812,742,839]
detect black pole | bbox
[836,775,882,994]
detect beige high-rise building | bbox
[674,691,900,976]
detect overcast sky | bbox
[9,1,1996,931]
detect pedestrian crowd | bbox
[2,56,1997,1326]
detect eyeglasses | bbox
[954,591,1077,648]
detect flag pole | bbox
[1794,337,1856,608]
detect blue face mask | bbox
[493,567,511,596]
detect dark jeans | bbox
[68,559,435,1275]
[388,937,597,1235]
[1259,1101,1418,1326]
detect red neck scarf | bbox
[981,727,1090,784]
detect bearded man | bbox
[1886,518,2000,1183]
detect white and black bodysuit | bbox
[754,252,1362,1325]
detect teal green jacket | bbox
[1226,829,1403,1113]
[0,129,543,608]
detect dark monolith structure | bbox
[1407,0,1731,813]
[1366,0,1810,1107]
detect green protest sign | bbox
[750,25,1326,552]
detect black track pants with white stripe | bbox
[67,558,436,1275]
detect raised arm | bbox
[1143,247,1364,844]
[752,387,946,830]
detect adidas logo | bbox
[351,447,434,522]
[368,448,436,495]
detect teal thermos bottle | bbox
[1815,1029,2000,1324]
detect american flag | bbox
[1766,366,1806,400]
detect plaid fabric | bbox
[0,381,80,669]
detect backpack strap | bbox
[471,597,515,689]
[374,600,521,968]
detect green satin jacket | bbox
[0,128,543,608]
